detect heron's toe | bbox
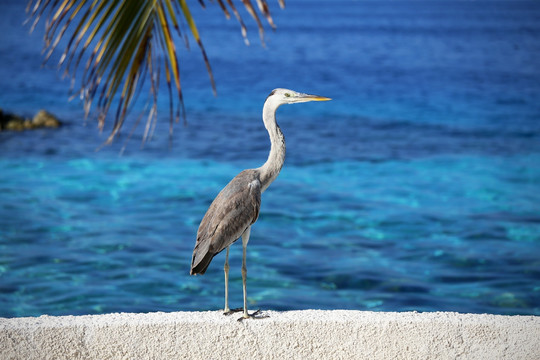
[237,309,269,321]
[223,308,243,316]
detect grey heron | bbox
[190,88,331,320]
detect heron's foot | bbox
[237,309,269,322]
[223,308,243,316]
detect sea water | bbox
[0,0,539,317]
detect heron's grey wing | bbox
[191,170,261,274]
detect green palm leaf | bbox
[28,0,285,144]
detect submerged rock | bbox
[33,110,61,128]
[0,108,62,131]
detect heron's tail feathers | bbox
[190,250,215,275]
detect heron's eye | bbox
[284,93,291,98]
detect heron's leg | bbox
[241,227,251,319]
[223,246,244,316]
[223,247,230,313]
[223,246,242,315]
[236,229,268,321]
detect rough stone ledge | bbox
[1,310,539,359]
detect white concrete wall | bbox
[1,310,539,359]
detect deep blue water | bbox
[1,0,539,317]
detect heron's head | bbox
[268,88,331,105]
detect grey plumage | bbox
[190,88,330,319]
[191,169,261,275]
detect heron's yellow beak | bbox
[302,94,332,102]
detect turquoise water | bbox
[1,0,540,317]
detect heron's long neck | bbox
[259,100,285,192]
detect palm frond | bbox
[27,0,285,144]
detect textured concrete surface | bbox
[1,310,539,359]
